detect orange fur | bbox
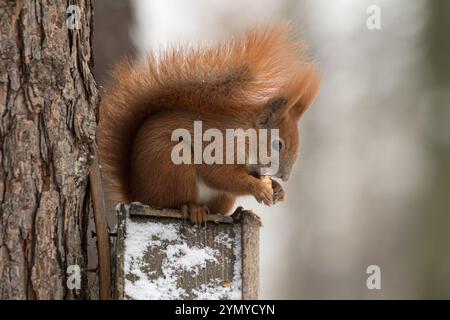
[98,24,320,215]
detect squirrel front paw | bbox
[181,203,210,224]
[272,179,285,203]
[250,179,274,206]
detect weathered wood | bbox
[114,205,126,300]
[241,212,260,299]
[88,143,111,299]
[115,203,260,300]
[130,204,234,224]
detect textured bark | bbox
[0,0,98,299]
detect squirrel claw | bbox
[181,204,189,220]
[272,179,285,203]
[182,203,209,225]
[251,180,274,206]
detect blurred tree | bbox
[93,0,135,86]
[418,0,450,298]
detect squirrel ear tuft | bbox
[258,97,291,127]
[258,64,320,126]
[290,66,321,118]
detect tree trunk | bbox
[0,0,98,299]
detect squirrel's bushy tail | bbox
[98,23,317,203]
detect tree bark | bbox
[0,0,98,299]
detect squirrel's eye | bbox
[272,139,283,151]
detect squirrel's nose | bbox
[280,174,289,181]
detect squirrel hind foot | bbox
[181,203,210,225]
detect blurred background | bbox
[93,0,450,299]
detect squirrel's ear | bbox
[258,97,292,127]
[290,66,320,119]
[258,65,320,126]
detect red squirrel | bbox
[98,24,320,223]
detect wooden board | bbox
[115,204,260,300]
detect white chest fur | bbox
[197,178,221,204]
